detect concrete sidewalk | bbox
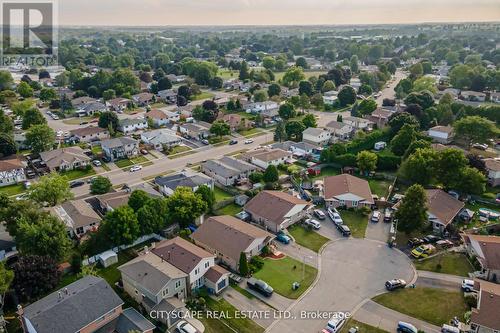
[354,300,441,333]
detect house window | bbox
[175,280,181,288]
[205,262,209,269]
[195,268,199,275]
[352,201,358,207]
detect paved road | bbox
[71,131,273,197]
[267,239,415,333]
[375,70,406,106]
[354,300,441,333]
[223,287,275,328]
[365,218,391,243]
[415,270,464,291]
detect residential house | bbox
[201,156,257,186]
[245,101,279,117]
[244,190,312,233]
[132,92,155,106]
[0,224,16,261]
[71,96,96,108]
[325,121,354,141]
[52,199,100,238]
[428,125,454,144]
[157,89,177,104]
[97,191,131,213]
[146,109,179,127]
[13,131,29,150]
[462,235,500,283]
[483,159,500,187]
[0,155,26,187]
[221,114,252,132]
[470,279,500,333]
[242,148,292,169]
[302,127,331,146]
[191,215,274,271]
[367,108,394,128]
[69,126,110,143]
[461,91,486,102]
[179,122,211,140]
[323,174,375,209]
[117,118,148,134]
[271,141,317,159]
[490,92,500,104]
[39,147,91,172]
[151,237,229,293]
[106,97,131,112]
[75,101,107,117]
[425,189,465,232]
[155,171,214,196]
[141,129,182,151]
[323,91,338,105]
[18,276,155,333]
[101,137,139,161]
[343,116,374,131]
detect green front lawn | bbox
[130,156,149,164]
[192,92,215,101]
[253,257,317,299]
[339,210,369,238]
[91,145,103,155]
[114,159,134,168]
[115,156,149,169]
[0,183,25,196]
[415,253,474,277]
[238,128,261,136]
[340,319,389,333]
[60,167,96,181]
[214,187,233,202]
[373,288,468,326]
[288,225,330,252]
[214,203,242,216]
[218,69,239,79]
[166,145,192,155]
[201,291,265,333]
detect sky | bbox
[57,0,500,26]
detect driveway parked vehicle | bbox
[304,218,321,230]
[371,211,381,223]
[276,232,291,244]
[176,320,197,333]
[408,238,424,247]
[313,209,326,220]
[385,279,407,291]
[229,139,238,145]
[461,279,475,292]
[397,322,418,333]
[92,160,102,167]
[323,314,346,333]
[411,244,435,259]
[201,139,210,145]
[129,165,143,172]
[69,180,85,188]
[247,277,273,297]
[384,209,392,222]
[327,207,343,225]
[422,235,441,244]
[336,224,351,237]
[244,139,253,144]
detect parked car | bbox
[337,224,351,237]
[408,238,424,247]
[140,149,148,155]
[176,320,197,333]
[229,139,238,145]
[472,143,488,150]
[461,279,475,292]
[92,160,102,167]
[313,209,326,220]
[324,314,346,333]
[371,211,381,223]
[201,139,210,145]
[423,235,441,244]
[384,209,392,223]
[244,139,254,144]
[229,273,243,284]
[247,277,273,297]
[436,239,454,249]
[276,232,291,244]
[411,244,436,259]
[327,207,343,225]
[441,324,460,333]
[385,279,407,291]
[26,169,36,179]
[304,218,321,230]
[69,180,85,188]
[397,322,418,333]
[129,165,143,172]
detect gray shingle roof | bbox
[154,172,212,190]
[101,137,138,149]
[202,156,256,178]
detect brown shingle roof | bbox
[191,215,274,263]
[0,155,25,172]
[58,200,100,229]
[204,265,229,283]
[484,159,500,172]
[323,174,374,204]
[152,237,213,274]
[244,191,310,227]
[467,235,500,270]
[426,189,465,226]
[246,148,292,163]
[471,279,500,330]
[146,109,168,120]
[70,126,108,137]
[39,147,91,170]
[429,125,453,134]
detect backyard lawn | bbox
[340,319,388,333]
[0,183,25,196]
[311,165,341,181]
[367,178,392,198]
[192,92,215,101]
[214,187,233,202]
[339,210,369,238]
[214,203,242,216]
[373,288,468,326]
[414,253,474,277]
[60,167,96,181]
[253,257,317,299]
[288,225,330,252]
[217,69,239,79]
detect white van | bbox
[461,279,474,292]
[441,324,460,333]
[326,315,346,333]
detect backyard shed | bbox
[98,250,118,268]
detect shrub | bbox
[357,206,372,216]
[250,256,265,272]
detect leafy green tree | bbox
[98,111,119,131]
[165,187,207,228]
[16,214,71,262]
[456,167,486,195]
[388,112,420,134]
[12,255,60,302]
[195,185,215,213]
[0,133,16,157]
[239,252,249,276]
[28,172,73,206]
[409,63,423,79]
[278,103,296,120]
[90,176,112,194]
[435,148,468,188]
[302,114,317,128]
[39,88,57,102]
[413,77,437,94]
[295,57,308,69]
[358,84,373,96]
[249,171,264,184]
[102,206,140,246]
[454,116,497,148]
[285,121,306,142]
[390,124,418,156]
[210,120,230,138]
[262,56,276,70]
[22,108,46,130]
[17,81,33,98]
[358,99,377,116]
[274,121,287,142]
[403,139,431,159]
[263,165,279,183]
[356,151,378,175]
[0,70,13,90]
[322,80,336,93]
[268,83,281,97]
[239,61,250,80]
[128,190,150,212]
[350,55,359,73]
[299,80,313,97]
[0,109,13,134]
[0,261,13,306]
[400,148,438,186]
[282,66,305,88]
[395,78,413,99]
[338,86,356,107]
[102,89,116,101]
[253,89,268,102]
[137,198,168,235]
[395,184,428,234]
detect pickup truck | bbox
[247,277,274,297]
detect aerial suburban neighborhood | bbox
[0,2,499,333]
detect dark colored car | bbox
[69,180,85,188]
[408,238,424,247]
[423,235,441,244]
[229,139,238,145]
[336,224,351,237]
[385,279,407,291]
[247,277,274,297]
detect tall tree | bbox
[195,185,215,213]
[28,172,73,206]
[137,198,168,235]
[390,124,418,156]
[0,133,16,157]
[338,86,356,107]
[101,206,140,246]
[210,120,230,138]
[357,151,378,175]
[274,121,287,142]
[22,108,46,130]
[25,124,55,153]
[302,114,317,128]
[128,190,150,212]
[90,176,112,194]
[454,116,497,148]
[278,103,296,120]
[165,187,207,228]
[395,184,428,234]
[98,111,119,131]
[0,262,13,309]
[263,165,279,183]
[239,252,249,276]
[285,121,306,142]
[12,255,60,302]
